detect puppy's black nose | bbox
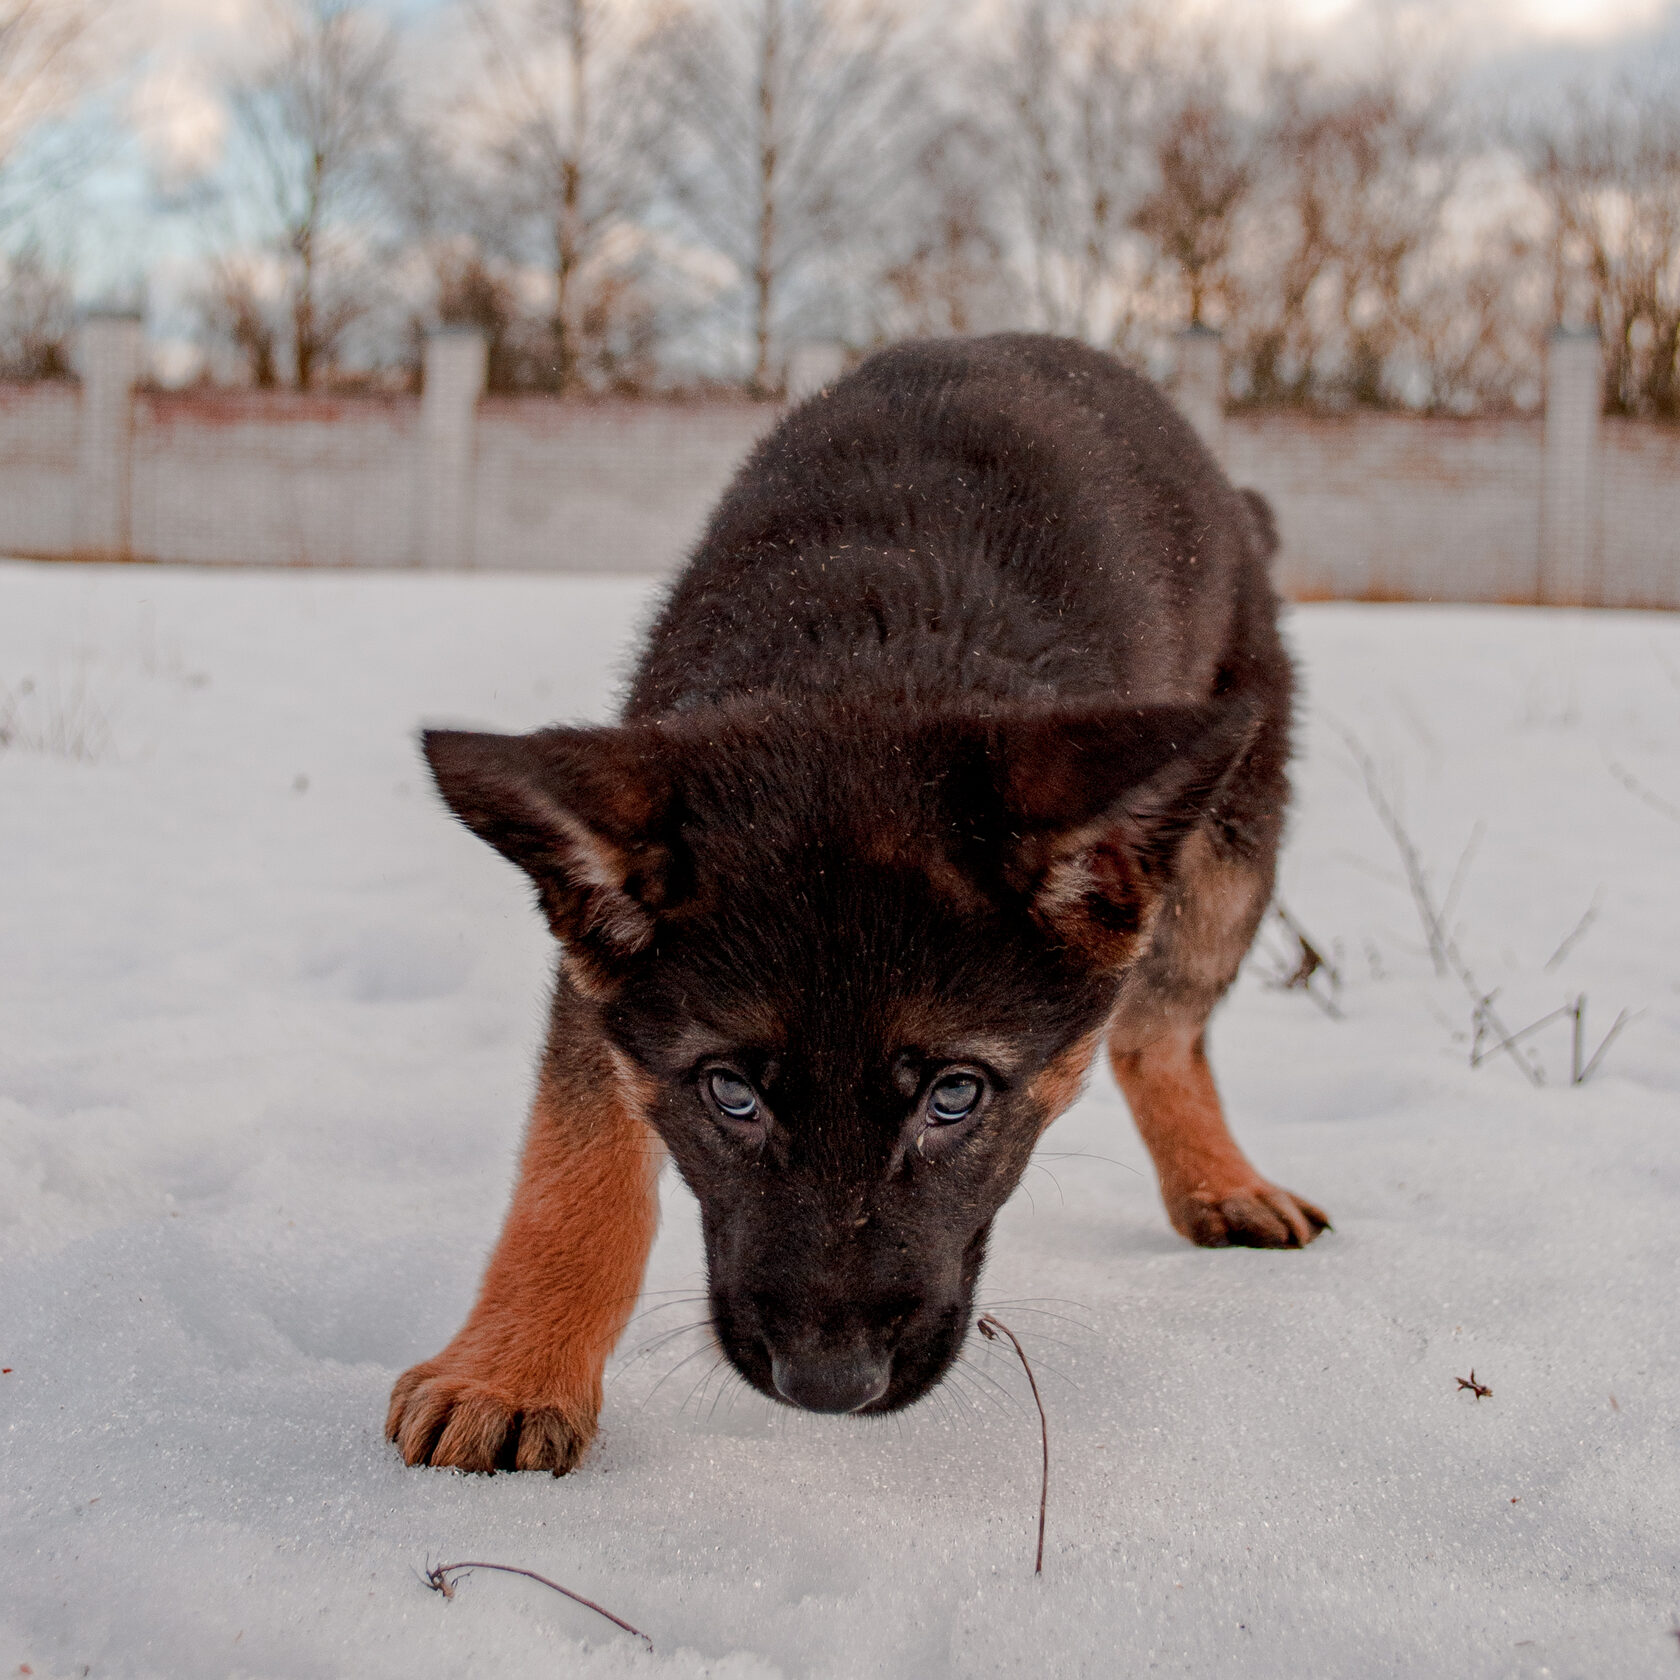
[769,1350,891,1413]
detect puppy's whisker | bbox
[639,1342,723,1412]
[936,1367,979,1417]
[1034,1149,1148,1180]
[953,1351,1024,1418]
[679,1355,729,1420]
[969,1329,1077,1394]
[1023,1161,1066,1205]
[702,1357,749,1424]
[712,1369,751,1423]
[976,1298,1097,1334]
[971,1324,1079,1356]
[623,1293,712,1328]
[615,1319,714,1366]
[928,1375,978,1433]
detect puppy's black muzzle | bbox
[769,1345,892,1413]
[706,1202,986,1416]
[714,1281,969,1416]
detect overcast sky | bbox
[118,0,1680,176]
[26,0,1680,313]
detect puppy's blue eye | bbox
[927,1072,983,1124]
[708,1070,760,1120]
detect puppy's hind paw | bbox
[1173,1183,1331,1250]
[386,1361,597,1475]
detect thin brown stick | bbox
[1544,895,1601,971]
[1266,901,1344,1019]
[1336,727,1452,975]
[1337,726,1542,1086]
[1577,1006,1639,1084]
[422,1560,652,1649]
[1469,1001,1574,1069]
[1605,756,1680,825]
[977,1313,1049,1576]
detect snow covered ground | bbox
[2,560,1677,1679]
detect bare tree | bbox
[0,0,102,231]
[987,0,1155,344]
[0,240,70,375]
[1402,216,1548,414]
[1234,69,1456,408]
[212,0,395,388]
[460,0,656,388]
[1528,81,1680,419]
[643,0,919,393]
[207,254,283,388]
[1131,60,1253,330]
[873,114,1019,341]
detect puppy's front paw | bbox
[386,1359,597,1474]
[1170,1182,1331,1249]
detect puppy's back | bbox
[628,335,1280,722]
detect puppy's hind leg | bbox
[1109,831,1329,1249]
[387,967,664,1472]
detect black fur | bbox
[427,334,1294,1416]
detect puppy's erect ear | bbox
[422,725,678,959]
[972,700,1258,964]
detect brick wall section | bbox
[1225,412,1544,604]
[0,360,1674,607]
[473,397,778,573]
[1600,419,1680,611]
[131,389,417,569]
[0,383,79,558]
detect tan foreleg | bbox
[387,972,664,1472]
[1110,1026,1328,1249]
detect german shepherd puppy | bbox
[387,334,1328,1474]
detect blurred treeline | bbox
[1,0,1678,417]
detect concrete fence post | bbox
[74,310,145,559]
[784,341,848,403]
[1539,328,1603,606]
[417,328,488,569]
[1174,325,1225,463]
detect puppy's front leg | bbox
[1111,1026,1329,1250]
[388,970,663,1473]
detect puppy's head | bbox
[424,697,1252,1414]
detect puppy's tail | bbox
[1238,488,1279,567]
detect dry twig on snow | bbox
[1261,901,1343,1018]
[1338,726,1637,1086]
[421,1559,652,1649]
[1544,895,1601,971]
[976,1313,1050,1576]
[1337,726,1541,1085]
[1604,756,1680,825]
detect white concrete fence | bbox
[0,316,1675,607]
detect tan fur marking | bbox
[658,1009,787,1067]
[1027,1031,1100,1131]
[854,821,991,917]
[1167,829,1270,992]
[921,852,992,915]
[387,982,665,1473]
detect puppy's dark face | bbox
[424,698,1250,1414]
[607,836,1114,1413]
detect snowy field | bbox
[2,559,1678,1680]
